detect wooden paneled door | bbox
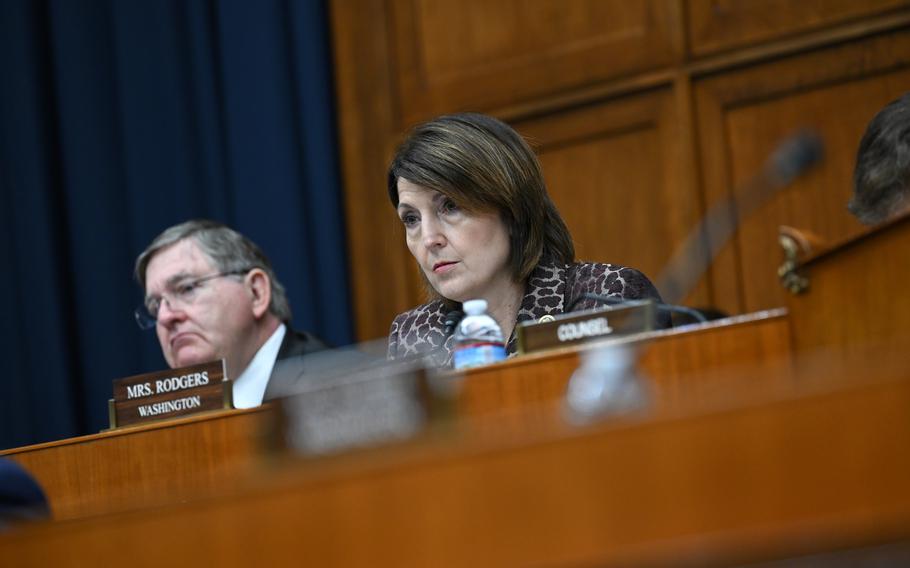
[517,87,707,306]
[386,0,680,125]
[694,29,910,314]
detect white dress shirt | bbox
[231,323,286,409]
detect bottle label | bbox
[453,343,507,369]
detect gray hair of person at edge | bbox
[849,92,910,225]
[387,112,575,298]
[134,219,293,322]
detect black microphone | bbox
[443,309,464,337]
[767,130,825,186]
[576,292,708,324]
[657,130,824,305]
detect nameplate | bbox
[276,359,448,456]
[516,300,656,354]
[108,360,231,428]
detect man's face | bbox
[144,239,258,376]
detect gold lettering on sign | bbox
[109,360,230,428]
[136,395,203,417]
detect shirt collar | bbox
[232,323,286,409]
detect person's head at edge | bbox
[135,220,290,379]
[849,92,910,225]
[0,458,50,529]
[387,113,575,316]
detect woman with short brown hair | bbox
[387,113,665,363]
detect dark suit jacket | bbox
[260,327,329,401]
[276,328,329,361]
[263,327,381,401]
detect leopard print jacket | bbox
[386,261,666,365]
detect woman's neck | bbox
[477,278,524,342]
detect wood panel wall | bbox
[331,0,910,341]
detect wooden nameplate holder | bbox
[108,360,232,429]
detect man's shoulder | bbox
[266,328,379,401]
[277,327,330,360]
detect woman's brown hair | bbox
[388,113,574,283]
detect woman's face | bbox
[396,178,512,303]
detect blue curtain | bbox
[0,0,352,450]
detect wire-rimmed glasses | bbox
[134,269,250,330]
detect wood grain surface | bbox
[2,356,907,567]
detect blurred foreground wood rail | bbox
[2,362,909,567]
[0,312,789,522]
[459,309,791,416]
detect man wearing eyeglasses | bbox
[134,220,328,408]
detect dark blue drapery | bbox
[0,0,352,450]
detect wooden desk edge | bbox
[0,405,270,456]
[799,210,910,269]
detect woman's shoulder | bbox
[567,261,663,302]
[391,299,448,329]
[387,299,449,359]
[564,261,670,327]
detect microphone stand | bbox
[657,130,824,305]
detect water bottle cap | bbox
[462,299,488,315]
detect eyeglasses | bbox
[134,269,251,330]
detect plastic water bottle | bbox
[452,299,507,369]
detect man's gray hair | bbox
[135,220,292,322]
